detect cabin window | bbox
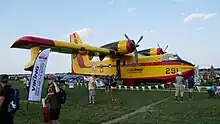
[162,54,181,61]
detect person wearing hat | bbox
[175,72,185,103]
[0,74,14,124]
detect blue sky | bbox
[0,0,219,73]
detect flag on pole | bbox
[28,48,51,101]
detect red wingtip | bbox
[11,36,55,49]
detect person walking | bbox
[175,72,185,103]
[187,76,195,100]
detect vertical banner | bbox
[196,65,199,77]
[28,48,51,101]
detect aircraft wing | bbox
[11,36,116,56]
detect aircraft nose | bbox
[180,60,195,75]
[180,60,194,67]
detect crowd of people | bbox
[88,74,118,104]
[0,73,119,124]
[1,72,219,124]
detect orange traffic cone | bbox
[42,98,50,123]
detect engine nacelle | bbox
[137,48,164,56]
[101,40,135,55]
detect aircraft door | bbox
[116,59,121,80]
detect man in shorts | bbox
[47,76,61,124]
[88,75,95,104]
[175,72,185,103]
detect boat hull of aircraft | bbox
[72,54,195,86]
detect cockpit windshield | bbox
[162,54,182,61]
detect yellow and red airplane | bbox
[11,32,195,86]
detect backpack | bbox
[8,87,20,113]
[57,88,66,104]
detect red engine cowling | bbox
[101,40,135,54]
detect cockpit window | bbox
[162,54,181,61]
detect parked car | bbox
[58,75,78,84]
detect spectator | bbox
[23,77,29,93]
[175,72,185,103]
[88,75,96,104]
[187,76,195,100]
[110,75,117,102]
[104,76,110,93]
[207,83,217,98]
[0,74,14,124]
[47,76,61,124]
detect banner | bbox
[28,48,51,101]
[196,65,199,77]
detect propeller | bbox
[157,43,168,54]
[124,34,143,65]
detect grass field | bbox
[10,81,220,124]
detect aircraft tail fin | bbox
[69,32,91,74]
[70,32,83,44]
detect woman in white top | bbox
[88,75,95,104]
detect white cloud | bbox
[108,0,115,4]
[128,8,136,13]
[144,29,155,34]
[73,28,91,37]
[204,13,217,20]
[184,12,218,23]
[63,28,91,40]
[195,26,204,31]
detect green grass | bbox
[117,92,220,124]
[10,80,220,124]
[11,81,170,124]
